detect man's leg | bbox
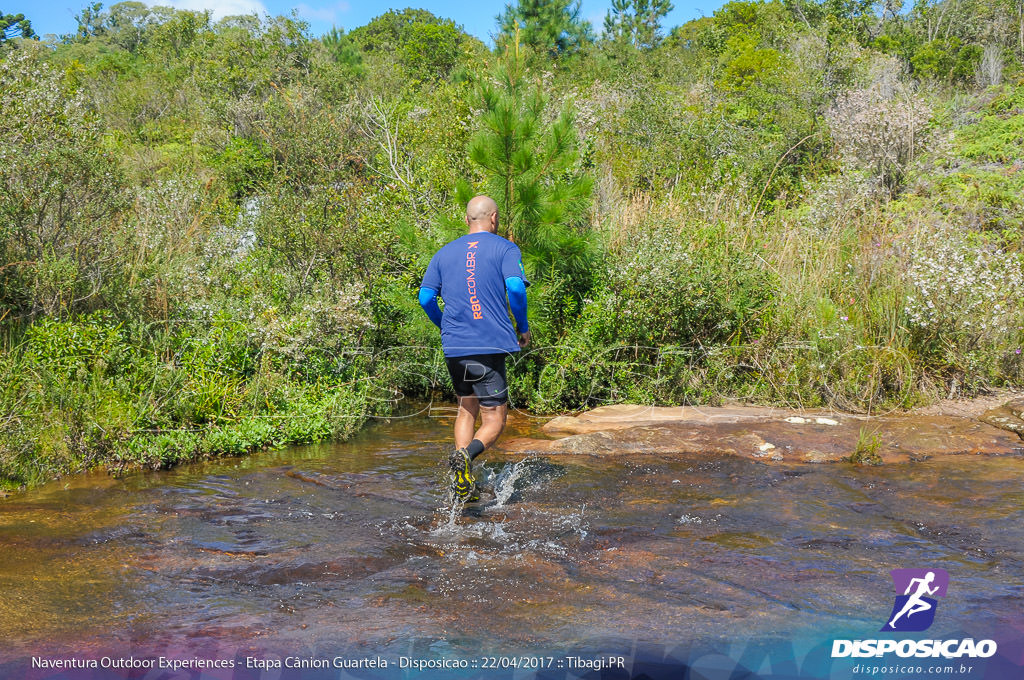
[454,395,480,449]
[446,354,509,501]
[463,352,508,460]
[453,398,506,458]
[449,395,481,501]
[473,403,507,453]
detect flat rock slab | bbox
[504,405,1024,464]
[542,404,847,435]
[979,397,1024,437]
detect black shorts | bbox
[444,353,509,406]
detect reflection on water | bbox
[1,411,1022,662]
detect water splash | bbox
[551,504,589,542]
[493,457,534,507]
[432,492,468,536]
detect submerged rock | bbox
[503,402,1024,464]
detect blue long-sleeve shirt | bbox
[418,286,443,328]
[504,276,529,333]
[419,276,528,331]
[418,232,529,357]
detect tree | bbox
[1,11,36,42]
[462,42,593,286]
[498,0,593,57]
[72,2,106,42]
[344,9,469,80]
[104,1,157,52]
[57,2,176,51]
[322,26,364,74]
[348,8,450,53]
[400,20,463,79]
[604,0,674,49]
[604,0,633,46]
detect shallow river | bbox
[1,410,1023,674]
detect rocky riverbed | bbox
[2,400,1024,674]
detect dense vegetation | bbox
[1,0,1022,490]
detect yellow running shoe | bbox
[448,447,478,502]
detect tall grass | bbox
[510,176,1022,415]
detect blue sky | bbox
[16,0,721,43]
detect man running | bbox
[418,195,530,502]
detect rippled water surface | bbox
[1,411,1022,663]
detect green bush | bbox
[510,216,776,411]
[0,50,127,318]
[589,223,774,347]
[212,137,273,198]
[23,312,125,375]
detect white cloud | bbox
[294,1,350,24]
[159,0,269,20]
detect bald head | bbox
[465,195,499,233]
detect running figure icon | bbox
[881,567,948,632]
[888,571,939,628]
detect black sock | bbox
[466,439,485,460]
